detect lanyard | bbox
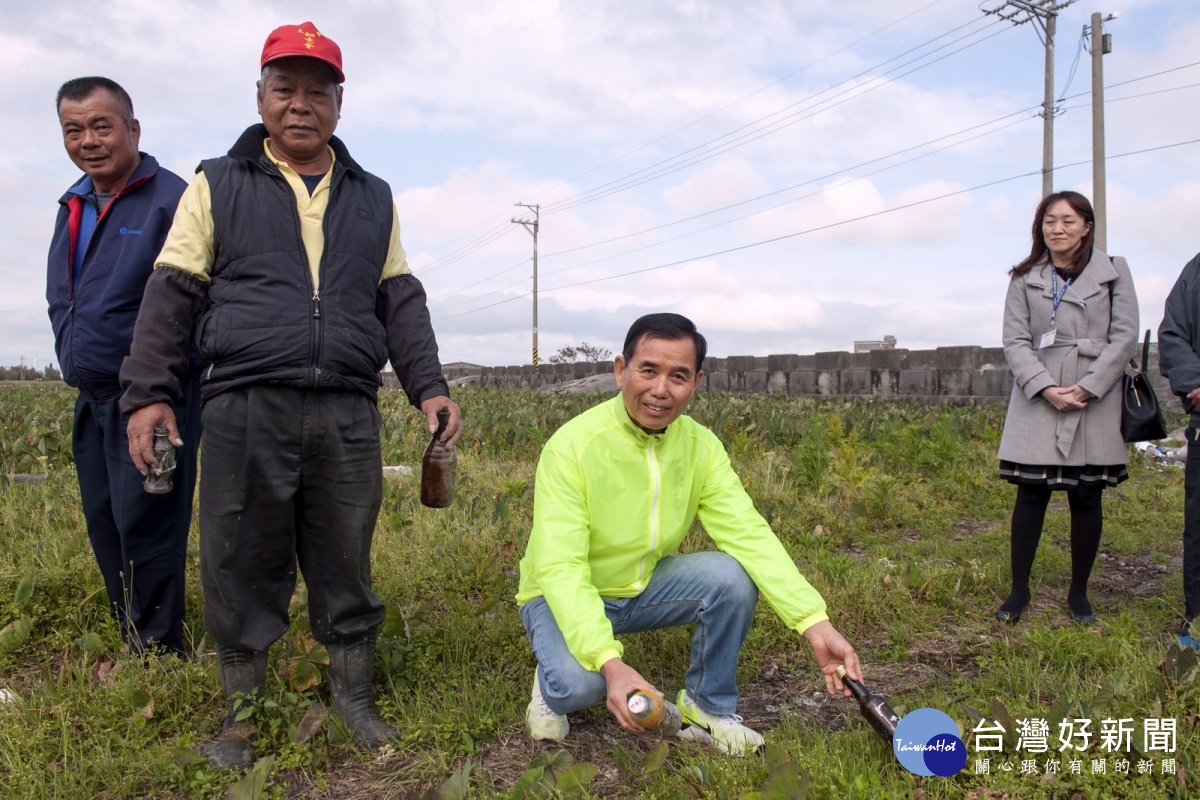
[1050,270,1072,329]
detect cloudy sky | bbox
[5,0,1198,370]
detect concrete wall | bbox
[470,344,1171,406]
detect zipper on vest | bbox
[311,289,322,382]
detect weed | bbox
[0,384,1194,798]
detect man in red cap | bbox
[119,22,460,767]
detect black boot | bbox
[202,646,268,769]
[326,634,398,749]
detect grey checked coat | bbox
[998,250,1139,467]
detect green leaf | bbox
[380,605,410,640]
[127,688,152,710]
[436,760,472,800]
[511,765,546,800]
[989,698,1016,749]
[60,533,88,563]
[288,657,322,692]
[14,572,35,608]
[288,586,309,617]
[0,616,34,654]
[1044,694,1074,732]
[1090,678,1116,714]
[74,632,105,653]
[306,640,329,666]
[226,755,273,800]
[170,745,207,765]
[960,705,986,720]
[555,763,598,796]
[763,742,790,773]
[642,740,669,776]
[531,748,574,783]
[1162,643,1200,683]
[295,703,328,743]
[760,761,810,800]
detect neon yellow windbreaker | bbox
[516,395,829,672]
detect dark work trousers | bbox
[1185,426,1200,623]
[199,386,386,652]
[72,370,201,654]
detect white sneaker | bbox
[675,690,764,756]
[525,674,569,741]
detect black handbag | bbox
[1121,330,1167,442]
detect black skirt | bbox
[999,460,1128,489]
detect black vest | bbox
[196,126,393,401]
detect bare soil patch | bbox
[1090,551,1171,599]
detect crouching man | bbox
[516,313,860,755]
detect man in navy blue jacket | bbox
[46,77,201,655]
[1158,251,1200,652]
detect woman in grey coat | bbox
[996,190,1138,625]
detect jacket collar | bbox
[1029,248,1117,302]
[59,152,159,205]
[606,394,671,443]
[222,123,364,174]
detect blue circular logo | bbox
[893,708,967,777]
[119,227,128,235]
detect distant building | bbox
[853,335,897,353]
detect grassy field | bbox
[0,382,1196,799]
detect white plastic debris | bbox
[382,465,414,479]
[1135,441,1186,466]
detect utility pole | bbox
[983,0,1075,198]
[1087,12,1116,251]
[512,203,540,387]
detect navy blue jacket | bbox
[47,154,186,400]
[1158,251,1200,421]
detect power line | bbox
[429,61,1200,304]
[431,104,1042,310]
[537,103,1045,262]
[536,79,1200,276]
[517,0,951,205]
[544,139,1200,291]
[417,5,980,268]
[434,137,1200,321]
[417,223,516,277]
[431,80,1200,315]
[424,54,1200,310]
[541,16,1008,215]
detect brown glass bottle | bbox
[143,426,176,495]
[627,691,682,736]
[420,407,457,508]
[836,665,900,743]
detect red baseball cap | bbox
[261,22,345,83]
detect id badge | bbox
[1037,329,1057,349]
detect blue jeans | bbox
[519,551,759,716]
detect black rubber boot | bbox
[326,634,399,749]
[202,646,268,769]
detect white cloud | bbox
[3,0,1198,368]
